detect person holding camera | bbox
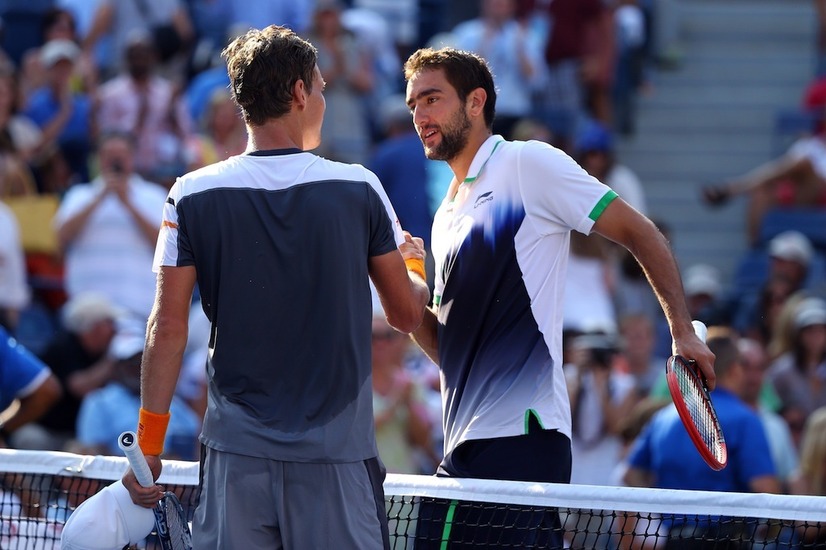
[54,131,167,332]
[565,331,641,486]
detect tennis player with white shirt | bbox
[121,25,430,549]
[403,47,716,547]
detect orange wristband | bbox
[137,408,170,456]
[405,257,426,281]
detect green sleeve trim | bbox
[588,190,619,222]
[440,500,458,549]
[524,409,545,433]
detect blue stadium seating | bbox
[757,207,826,253]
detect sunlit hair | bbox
[403,47,496,129]
[705,326,740,379]
[798,407,826,494]
[222,25,317,126]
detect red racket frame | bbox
[666,355,728,471]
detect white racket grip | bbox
[692,320,708,343]
[118,431,155,488]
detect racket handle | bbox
[692,320,707,343]
[118,430,155,488]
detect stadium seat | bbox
[757,207,826,253]
[772,108,817,155]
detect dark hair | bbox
[403,47,496,129]
[41,8,76,41]
[222,25,318,126]
[705,326,739,379]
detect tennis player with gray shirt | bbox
[121,25,430,549]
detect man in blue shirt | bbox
[624,326,780,544]
[0,326,62,447]
[24,39,93,183]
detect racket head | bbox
[156,491,192,550]
[666,355,728,471]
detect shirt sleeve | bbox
[0,329,52,410]
[153,182,191,270]
[364,167,405,253]
[517,140,618,236]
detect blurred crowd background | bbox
[0,0,825,516]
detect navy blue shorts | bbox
[415,416,571,548]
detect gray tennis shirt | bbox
[154,148,402,462]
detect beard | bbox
[422,106,472,161]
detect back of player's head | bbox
[705,326,739,379]
[404,47,497,129]
[222,25,318,126]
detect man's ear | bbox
[467,87,487,118]
[293,78,308,109]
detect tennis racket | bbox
[118,431,193,550]
[665,320,728,471]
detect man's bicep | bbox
[368,249,410,311]
[155,265,198,318]
[592,198,659,251]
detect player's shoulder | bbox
[313,156,378,185]
[495,139,576,183]
[170,155,252,199]
[512,138,569,158]
[497,139,571,167]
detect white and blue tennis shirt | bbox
[430,135,618,456]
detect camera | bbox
[573,332,622,369]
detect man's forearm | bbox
[629,230,694,340]
[140,315,188,414]
[411,307,439,366]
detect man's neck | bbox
[448,129,494,183]
[245,118,303,153]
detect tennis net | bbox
[1,448,825,549]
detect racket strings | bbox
[674,360,726,462]
[161,493,192,550]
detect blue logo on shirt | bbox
[473,192,493,208]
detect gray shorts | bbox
[193,446,389,549]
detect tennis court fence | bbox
[1,448,825,549]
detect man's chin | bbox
[424,147,447,161]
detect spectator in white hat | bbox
[733,231,817,347]
[25,292,122,451]
[767,296,826,428]
[683,263,724,324]
[23,37,95,184]
[768,230,814,288]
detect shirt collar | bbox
[246,148,304,157]
[462,135,505,185]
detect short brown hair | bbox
[705,326,739,379]
[404,47,497,129]
[222,25,317,126]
